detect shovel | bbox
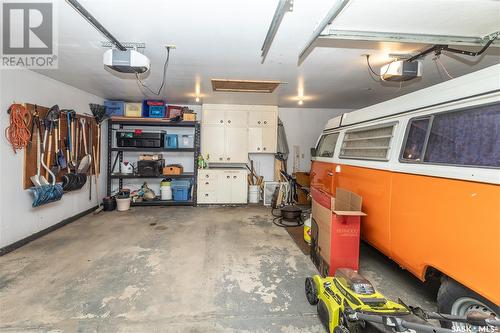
[77,118,91,174]
[56,117,67,169]
[30,122,49,186]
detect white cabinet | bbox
[202,104,277,161]
[247,109,277,153]
[197,169,248,204]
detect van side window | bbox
[316,133,339,158]
[339,123,395,161]
[401,103,500,167]
[424,104,499,167]
[402,118,430,161]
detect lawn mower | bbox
[305,268,500,333]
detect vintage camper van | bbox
[311,64,500,321]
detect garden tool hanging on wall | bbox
[30,105,64,207]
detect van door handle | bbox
[327,171,333,176]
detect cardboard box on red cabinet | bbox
[310,187,366,276]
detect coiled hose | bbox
[5,104,31,153]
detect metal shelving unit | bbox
[106,118,201,207]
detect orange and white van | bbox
[311,64,500,322]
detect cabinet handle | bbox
[327,171,333,176]
[219,157,223,161]
[220,120,223,123]
[258,121,261,124]
[257,147,260,151]
[205,182,209,185]
[263,147,266,151]
[227,157,230,161]
[228,120,231,124]
[227,175,230,179]
[205,193,209,197]
[264,121,267,124]
[233,176,237,179]
[205,174,209,178]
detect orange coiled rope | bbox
[5,104,31,153]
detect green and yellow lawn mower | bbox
[305,268,500,333]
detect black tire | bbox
[305,277,319,305]
[437,277,499,328]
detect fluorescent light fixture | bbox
[297,0,351,66]
[261,0,294,63]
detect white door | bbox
[202,125,226,162]
[248,111,262,127]
[225,127,248,163]
[230,171,248,203]
[217,173,232,203]
[262,126,277,153]
[261,111,276,127]
[225,110,248,128]
[248,127,263,153]
[202,108,226,126]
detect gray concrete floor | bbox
[0,206,436,332]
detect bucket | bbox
[160,185,172,200]
[303,213,312,244]
[116,197,131,211]
[102,196,116,211]
[248,185,260,204]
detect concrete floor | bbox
[0,206,436,332]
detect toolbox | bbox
[137,159,165,176]
[116,130,164,148]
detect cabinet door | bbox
[202,125,226,162]
[262,126,277,153]
[230,171,248,203]
[198,191,216,204]
[248,127,263,153]
[225,110,248,128]
[202,108,226,126]
[225,127,248,163]
[248,111,262,127]
[261,111,276,127]
[217,173,232,203]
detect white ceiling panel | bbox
[31,0,500,109]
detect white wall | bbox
[250,107,349,180]
[0,69,104,248]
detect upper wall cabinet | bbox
[202,104,278,163]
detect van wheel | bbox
[305,277,319,305]
[437,277,499,329]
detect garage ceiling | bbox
[35,0,500,109]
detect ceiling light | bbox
[261,0,294,63]
[195,97,200,102]
[298,100,304,105]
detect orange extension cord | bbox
[5,104,31,153]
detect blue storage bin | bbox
[142,100,165,118]
[104,101,124,117]
[171,179,191,201]
[165,134,178,148]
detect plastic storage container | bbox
[104,101,124,117]
[178,134,194,148]
[142,100,165,118]
[165,134,178,148]
[125,103,142,117]
[171,179,191,201]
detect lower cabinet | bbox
[197,169,248,204]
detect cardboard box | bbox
[163,165,183,175]
[310,187,366,276]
